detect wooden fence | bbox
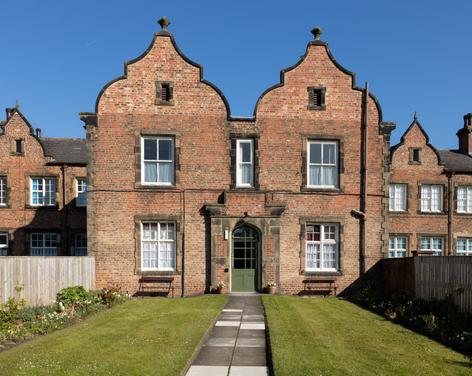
[383,256,472,313]
[0,257,95,306]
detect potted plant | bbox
[215,281,226,294]
[267,282,277,295]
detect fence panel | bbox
[0,257,95,306]
[414,256,472,313]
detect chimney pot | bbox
[35,128,41,137]
[464,113,472,127]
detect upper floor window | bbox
[141,222,176,271]
[420,185,442,213]
[456,238,472,256]
[306,224,338,271]
[15,139,24,155]
[155,81,174,106]
[0,176,7,206]
[389,184,407,212]
[76,178,87,207]
[409,148,421,164]
[236,139,254,187]
[142,137,174,185]
[0,232,8,256]
[420,236,443,256]
[388,236,407,258]
[30,233,59,256]
[74,233,87,256]
[31,177,56,206]
[307,141,338,188]
[307,87,326,110]
[457,186,472,213]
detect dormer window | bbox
[307,87,326,110]
[155,81,174,106]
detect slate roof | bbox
[41,138,87,165]
[437,150,472,173]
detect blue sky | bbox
[1,1,471,147]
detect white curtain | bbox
[306,243,320,269]
[323,244,336,269]
[158,162,172,183]
[144,162,157,183]
[309,165,321,185]
[241,164,252,185]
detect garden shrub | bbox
[0,285,129,345]
[348,279,472,359]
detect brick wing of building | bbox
[80,21,399,296]
[0,107,87,256]
[389,114,472,257]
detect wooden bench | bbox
[138,276,175,297]
[302,277,337,296]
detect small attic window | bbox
[307,87,326,111]
[409,148,421,164]
[15,139,24,155]
[155,81,174,106]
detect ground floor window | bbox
[456,238,472,256]
[74,233,87,256]
[388,236,407,258]
[30,233,59,256]
[306,224,338,271]
[419,236,443,256]
[0,232,8,256]
[141,222,175,271]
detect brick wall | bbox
[0,110,86,256]
[87,29,391,296]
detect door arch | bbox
[231,225,260,292]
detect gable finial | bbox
[311,26,323,41]
[413,111,418,121]
[15,99,20,110]
[158,17,171,31]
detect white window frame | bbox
[76,178,87,207]
[141,136,174,186]
[305,223,338,272]
[141,222,176,271]
[30,177,56,207]
[388,236,408,258]
[0,232,8,256]
[74,233,87,256]
[420,184,443,213]
[30,233,59,256]
[457,186,472,213]
[389,184,407,212]
[0,176,7,206]
[236,139,254,187]
[456,238,472,256]
[307,140,338,188]
[419,236,443,256]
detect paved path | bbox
[185,294,269,376]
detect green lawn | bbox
[0,296,226,376]
[263,296,471,376]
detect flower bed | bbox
[0,285,129,349]
[349,280,472,359]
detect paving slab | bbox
[186,294,270,375]
[229,366,270,376]
[186,365,229,376]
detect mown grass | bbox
[263,296,471,376]
[0,296,227,375]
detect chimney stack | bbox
[457,113,472,155]
[5,107,15,120]
[35,128,41,138]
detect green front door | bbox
[232,226,259,292]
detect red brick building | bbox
[389,114,472,257]
[80,21,398,296]
[0,107,87,256]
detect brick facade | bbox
[389,116,472,257]
[0,109,87,256]
[81,25,397,296]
